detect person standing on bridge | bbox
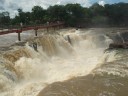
[20,22,23,30]
[20,22,23,27]
[47,21,49,25]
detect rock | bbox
[109,43,128,49]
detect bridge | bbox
[0,23,64,41]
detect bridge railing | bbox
[0,22,64,41]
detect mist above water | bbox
[0,29,114,96]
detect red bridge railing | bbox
[0,23,64,41]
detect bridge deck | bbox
[0,23,64,35]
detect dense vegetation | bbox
[0,2,128,27]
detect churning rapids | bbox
[0,28,128,96]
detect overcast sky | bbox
[0,0,128,18]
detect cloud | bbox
[8,3,19,10]
[0,0,128,18]
[1,0,91,18]
[103,0,128,4]
[57,0,91,7]
[98,0,106,6]
[0,0,5,10]
[0,0,5,3]
[0,6,4,10]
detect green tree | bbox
[8,2,128,27]
[104,3,128,26]
[47,5,66,22]
[65,3,85,26]
[0,11,10,26]
[32,6,45,24]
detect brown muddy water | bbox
[38,49,128,96]
[0,28,128,96]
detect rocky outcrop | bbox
[108,31,128,49]
[109,43,128,49]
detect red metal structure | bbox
[0,23,64,35]
[0,23,64,41]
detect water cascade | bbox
[0,29,115,96]
[117,32,125,43]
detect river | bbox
[0,28,128,96]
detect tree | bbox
[0,11,10,26]
[6,2,128,27]
[47,5,66,22]
[17,8,26,24]
[65,3,85,26]
[90,3,105,16]
[32,6,45,23]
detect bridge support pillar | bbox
[54,27,55,31]
[58,26,60,29]
[47,27,49,32]
[35,29,38,36]
[17,29,22,41]
[18,32,21,41]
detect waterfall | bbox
[117,32,125,43]
[0,29,114,96]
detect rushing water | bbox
[0,28,127,96]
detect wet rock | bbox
[109,43,128,49]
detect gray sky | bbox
[0,0,128,18]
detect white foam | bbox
[0,29,114,96]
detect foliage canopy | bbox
[0,2,128,27]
